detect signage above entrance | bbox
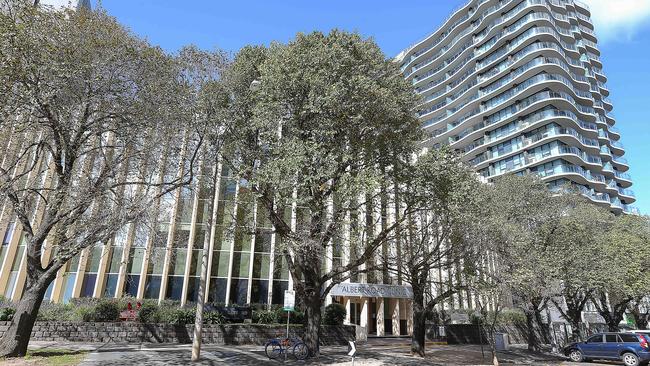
[330,283,413,299]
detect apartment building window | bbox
[251,225,272,304]
[0,221,15,267]
[62,253,80,303]
[272,236,290,305]
[124,225,148,298]
[4,234,26,299]
[80,245,102,297]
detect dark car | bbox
[564,332,650,366]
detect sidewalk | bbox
[2,341,604,366]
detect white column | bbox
[392,298,400,336]
[406,299,414,336]
[377,297,385,336]
[360,298,368,329]
[344,297,351,324]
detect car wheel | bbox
[622,352,640,366]
[569,349,584,362]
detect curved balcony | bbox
[399,0,632,213]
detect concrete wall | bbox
[0,321,355,345]
[437,324,547,345]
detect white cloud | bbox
[580,0,650,42]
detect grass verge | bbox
[0,348,87,366]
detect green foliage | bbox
[469,309,527,326]
[165,308,196,325]
[204,311,225,325]
[77,307,95,323]
[222,30,424,352]
[275,308,304,324]
[323,304,346,325]
[497,309,527,325]
[253,309,278,324]
[0,296,11,308]
[38,302,84,321]
[137,302,162,323]
[90,300,120,322]
[0,307,15,321]
[38,299,119,322]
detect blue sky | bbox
[85,0,650,214]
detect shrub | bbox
[204,311,224,324]
[0,307,15,321]
[323,303,346,325]
[38,302,81,321]
[116,296,138,311]
[0,296,11,308]
[170,308,196,324]
[253,310,278,324]
[275,307,304,324]
[91,300,120,322]
[155,307,195,324]
[76,306,95,322]
[70,297,101,308]
[497,309,526,325]
[138,302,161,323]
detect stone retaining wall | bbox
[0,321,355,345]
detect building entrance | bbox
[330,282,414,337]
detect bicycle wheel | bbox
[265,341,283,359]
[293,342,309,360]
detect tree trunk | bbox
[0,279,50,357]
[633,313,648,330]
[606,316,620,332]
[411,291,426,357]
[594,293,629,332]
[570,319,581,341]
[631,307,648,330]
[525,310,539,351]
[303,293,322,357]
[533,308,549,344]
[492,351,500,366]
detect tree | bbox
[591,214,650,331]
[484,175,566,351]
[168,46,229,362]
[547,196,612,341]
[461,175,546,366]
[221,30,422,355]
[0,4,207,356]
[384,147,480,357]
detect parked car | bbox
[564,332,650,366]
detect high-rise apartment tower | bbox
[397,0,636,213]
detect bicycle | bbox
[264,335,309,360]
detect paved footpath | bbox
[22,339,627,366]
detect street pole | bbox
[286,310,291,339]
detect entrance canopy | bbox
[330,283,413,299]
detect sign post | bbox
[283,290,295,340]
